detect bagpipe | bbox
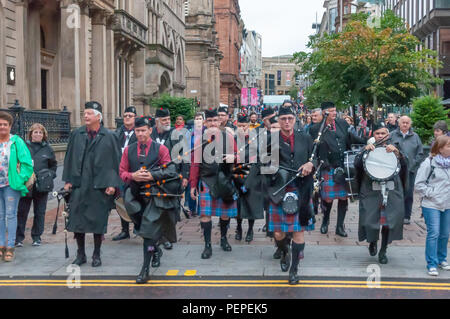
[52,188,72,259]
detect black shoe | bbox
[273,247,282,259]
[112,231,130,241]
[336,225,348,237]
[235,228,242,241]
[378,249,388,264]
[369,242,377,256]
[182,207,191,219]
[280,251,290,272]
[220,237,232,252]
[262,224,267,233]
[136,266,150,284]
[320,223,328,234]
[245,229,254,243]
[151,248,163,268]
[163,241,173,250]
[288,269,300,285]
[201,243,212,259]
[72,254,87,266]
[92,255,102,267]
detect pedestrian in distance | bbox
[415,135,450,276]
[0,111,33,262]
[16,123,57,248]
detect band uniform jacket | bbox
[63,126,122,234]
[354,143,409,244]
[309,118,365,169]
[266,130,314,226]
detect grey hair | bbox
[312,108,322,114]
[92,109,103,122]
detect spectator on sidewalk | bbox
[390,116,424,225]
[415,135,450,276]
[430,120,449,148]
[0,112,33,262]
[386,113,398,132]
[16,124,57,247]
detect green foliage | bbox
[410,95,449,145]
[288,85,299,101]
[293,10,442,116]
[149,94,195,123]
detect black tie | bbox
[139,143,147,156]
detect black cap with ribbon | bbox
[155,108,170,118]
[135,116,151,128]
[205,108,218,119]
[124,106,137,115]
[85,101,102,113]
[261,108,275,119]
[321,102,335,111]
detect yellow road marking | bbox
[166,270,179,276]
[0,279,449,287]
[184,270,197,276]
[0,283,448,291]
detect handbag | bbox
[35,168,55,193]
[15,143,36,190]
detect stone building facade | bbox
[261,55,300,96]
[240,29,262,90]
[214,0,242,108]
[0,0,186,128]
[184,0,222,110]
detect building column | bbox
[60,0,80,123]
[78,3,90,125]
[215,61,220,108]
[90,9,108,122]
[105,18,115,128]
[27,5,41,109]
[0,2,5,107]
[15,1,29,108]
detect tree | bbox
[288,85,299,101]
[410,95,449,145]
[149,94,195,123]
[293,10,442,118]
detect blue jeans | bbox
[0,186,22,247]
[422,207,450,270]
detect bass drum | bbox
[344,150,359,202]
[363,147,400,182]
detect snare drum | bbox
[363,147,400,182]
[344,150,359,201]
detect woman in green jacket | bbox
[0,112,33,262]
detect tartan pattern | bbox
[198,181,237,218]
[268,190,315,233]
[320,168,348,201]
[379,207,388,226]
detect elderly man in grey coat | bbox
[390,116,424,224]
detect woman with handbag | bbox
[0,112,33,262]
[415,135,450,276]
[15,123,57,248]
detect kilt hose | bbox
[320,168,348,202]
[198,181,237,218]
[268,190,315,233]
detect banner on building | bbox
[241,88,249,106]
[250,88,258,106]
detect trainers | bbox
[32,240,41,247]
[427,268,439,276]
[15,241,23,248]
[439,262,450,271]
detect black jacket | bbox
[26,141,57,175]
[309,118,365,169]
[115,125,137,152]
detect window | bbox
[277,71,281,86]
[436,0,450,8]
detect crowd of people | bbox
[0,99,448,284]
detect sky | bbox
[239,0,325,57]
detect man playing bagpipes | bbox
[190,108,238,259]
[265,105,316,285]
[119,117,181,284]
[233,114,265,243]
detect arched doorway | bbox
[159,71,171,95]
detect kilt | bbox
[198,181,237,218]
[268,190,315,233]
[320,168,348,201]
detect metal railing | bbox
[1,100,71,144]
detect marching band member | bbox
[266,105,315,285]
[119,117,179,283]
[354,121,408,264]
[190,109,238,259]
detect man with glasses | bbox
[266,105,315,285]
[309,102,365,237]
[113,106,138,241]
